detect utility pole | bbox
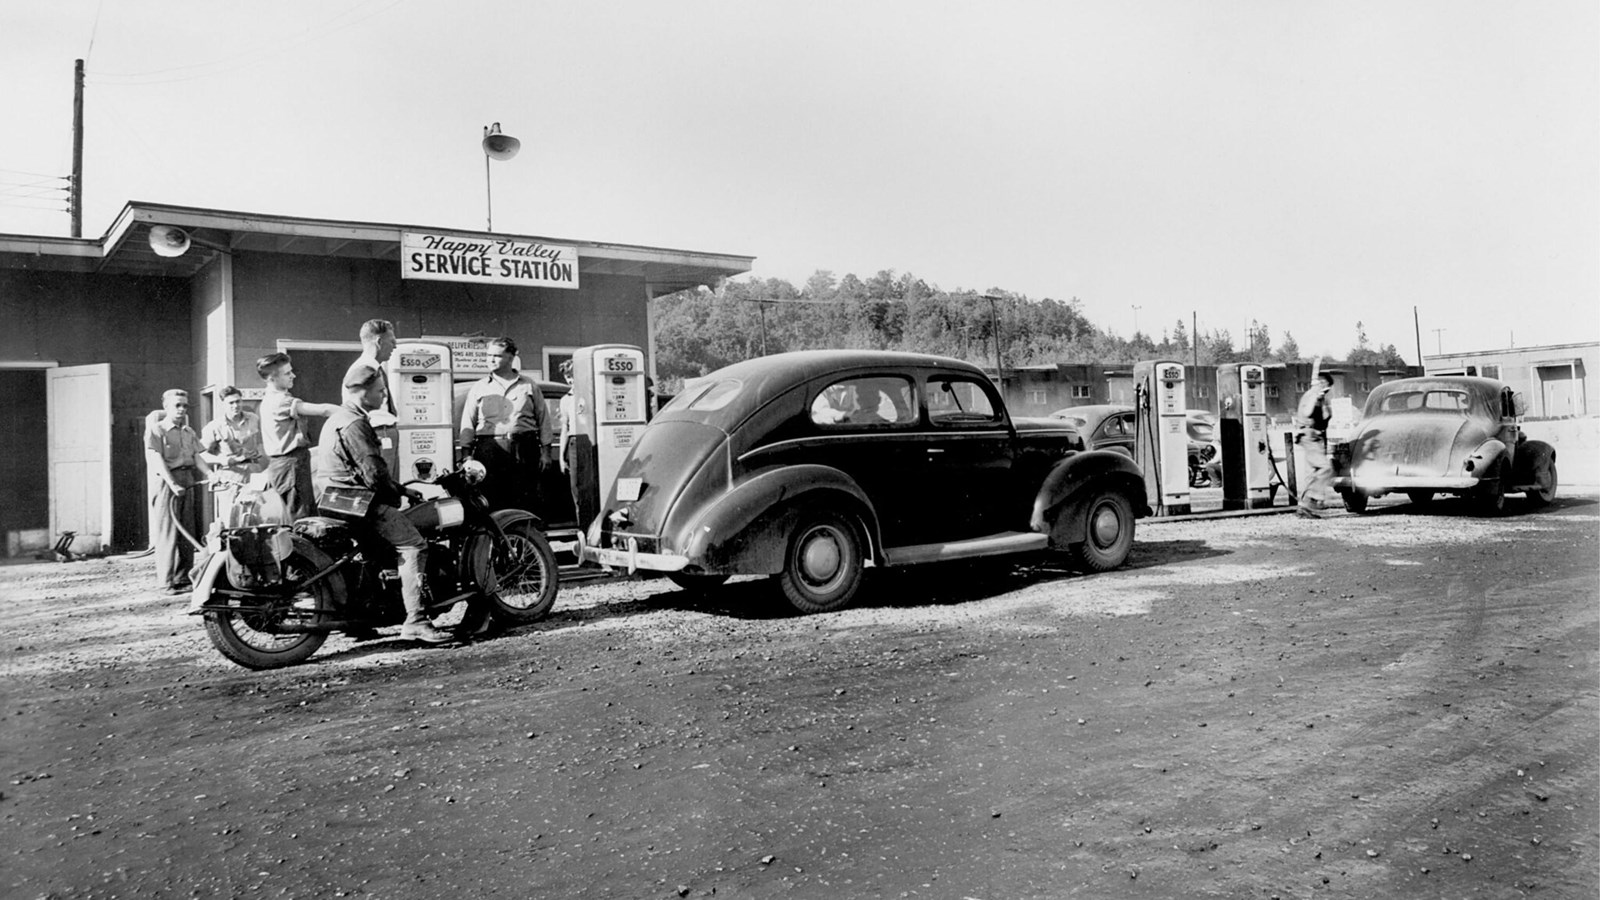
[1413,306,1423,371]
[1431,328,1446,356]
[1192,311,1199,370]
[981,294,1003,382]
[70,58,84,238]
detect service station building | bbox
[0,202,753,558]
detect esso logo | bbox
[1159,364,1184,381]
[603,356,637,373]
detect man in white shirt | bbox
[458,336,548,512]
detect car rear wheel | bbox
[1527,460,1558,508]
[775,509,863,614]
[1071,491,1135,573]
[1340,490,1369,513]
[1472,460,1508,516]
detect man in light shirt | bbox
[198,385,266,514]
[257,352,339,519]
[458,336,548,512]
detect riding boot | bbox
[396,546,449,643]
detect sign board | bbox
[421,335,497,375]
[401,232,580,290]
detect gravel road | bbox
[3,492,1597,899]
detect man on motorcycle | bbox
[314,365,452,644]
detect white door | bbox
[47,364,113,554]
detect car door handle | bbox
[926,448,944,454]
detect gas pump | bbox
[387,342,455,485]
[568,344,648,530]
[1132,360,1190,516]
[1217,363,1273,510]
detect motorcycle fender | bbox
[680,465,881,575]
[186,550,232,614]
[1031,451,1148,548]
[491,508,545,533]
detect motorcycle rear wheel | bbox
[484,521,558,625]
[200,550,329,670]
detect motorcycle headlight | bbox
[461,458,488,485]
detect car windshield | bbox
[659,378,743,414]
[1187,419,1215,441]
[1374,389,1471,415]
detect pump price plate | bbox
[615,477,642,502]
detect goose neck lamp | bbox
[482,122,521,232]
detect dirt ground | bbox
[3,491,1597,899]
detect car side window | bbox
[810,376,916,427]
[927,376,1001,426]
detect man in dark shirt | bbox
[314,365,450,644]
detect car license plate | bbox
[615,477,642,502]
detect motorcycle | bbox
[1188,441,1220,488]
[186,460,557,670]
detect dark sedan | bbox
[580,350,1148,613]
[1049,404,1135,457]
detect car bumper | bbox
[1334,475,1478,493]
[576,531,689,573]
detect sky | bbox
[2,0,1596,363]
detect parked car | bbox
[1185,409,1223,488]
[579,350,1150,613]
[1049,404,1135,457]
[1331,376,1557,514]
[451,377,578,528]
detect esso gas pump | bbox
[387,341,455,485]
[1133,360,1190,516]
[1217,363,1273,510]
[569,344,648,531]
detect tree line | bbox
[652,270,1407,391]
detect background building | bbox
[1424,342,1595,419]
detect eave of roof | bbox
[0,200,754,287]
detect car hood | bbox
[608,420,729,536]
[1345,412,1491,479]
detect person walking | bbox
[144,389,211,592]
[1295,371,1336,518]
[258,352,339,519]
[198,385,265,516]
[458,336,548,512]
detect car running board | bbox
[883,531,1049,567]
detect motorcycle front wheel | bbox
[201,550,330,670]
[483,521,558,625]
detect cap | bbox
[344,363,384,390]
[162,389,189,403]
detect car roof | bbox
[1050,404,1132,421]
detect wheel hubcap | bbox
[799,528,842,584]
[1090,503,1121,547]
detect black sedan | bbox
[580,350,1149,613]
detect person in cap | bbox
[1295,371,1337,517]
[314,364,451,644]
[144,389,212,593]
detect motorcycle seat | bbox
[293,516,353,540]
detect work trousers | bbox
[152,467,202,589]
[265,447,315,520]
[470,433,544,514]
[1298,433,1335,511]
[370,503,429,624]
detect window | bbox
[1358,381,1369,392]
[1194,385,1209,399]
[927,375,1000,426]
[1266,384,1281,398]
[1028,389,1048,405]
[810,375,916,426]
[1295,381,1309,393]
[1481,364,1501,380]
[1071,385,1092,399]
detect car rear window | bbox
[1379,389,1469,413]
[686,379,743,411]
[810,376,916,426]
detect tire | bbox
[1341,490,1369,514]
[200,549,329,670]
[483,521,559,625]
[1472,460,1508,516]
[668,572,729,593]
[1071,491,1135,573]
[1406,491,1434,506]
[775,509,864,614]
[1527,460,1558,508]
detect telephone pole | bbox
[70,58,84,237]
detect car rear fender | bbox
[1031,450,1149,549]
[1511,438,1555,486]
[680,465,881,575]
[1466,438,1510,480]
